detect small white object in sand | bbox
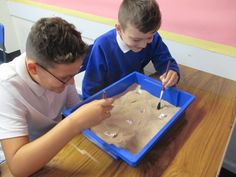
[104,130,118,138]
[135,86,142,94]
[159,113,167,120]
[126,119,133,125]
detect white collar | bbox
[116,31,130,53]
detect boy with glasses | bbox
[0,17,113,176]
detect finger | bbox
[165,71,178,87]
[105,105,114,111]
[101,98,114,106]
[159,72,166,82]
[161,73,171,87]
[164,78,173,87]
[104,110,111,118]
[94,98,112,106]
[102,104,114,111]
[160,71,172,86]
[165,74,178,87]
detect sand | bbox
[91,84,180,154]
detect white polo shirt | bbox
[0,53,80,141]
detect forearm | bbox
[4,99,113,177]
[7,115,82,177]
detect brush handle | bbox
[164,60,171,78]
[157,60,171,109]
[161,85,165,91]
[161,60,171,90]
[102,90,107,99]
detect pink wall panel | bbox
[33,0,236,47]
[158,0,236,47]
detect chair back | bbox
[0,23,7,63]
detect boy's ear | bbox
[26,61,38,75]
[115,23,122,33]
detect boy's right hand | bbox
[70,98,114,130]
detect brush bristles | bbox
[157,102,161,110]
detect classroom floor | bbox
[219,168,235,177]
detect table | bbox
[1,64,236,177]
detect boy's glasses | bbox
[36,63,76,85]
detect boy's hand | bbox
[160,70,178,88]
[71,98,114,129]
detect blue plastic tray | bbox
[64,72,195,167]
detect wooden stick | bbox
[157,60,171,110]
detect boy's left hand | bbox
[160,70,179,88]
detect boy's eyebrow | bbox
[130,33,155,40]
[130,36,143,40]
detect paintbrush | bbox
[157,60,171,110]
[102,90,107,99]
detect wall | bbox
[0,0,19,53]
[6,0,236,81]
[26,0,236,53]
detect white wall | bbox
[0,0,20,53]
[7,0,112,52]
[144,40,236,82]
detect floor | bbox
[219,168,236,177]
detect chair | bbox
[0,23,7,63]
[75,44,93,97]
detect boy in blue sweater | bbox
[82,0,180,99]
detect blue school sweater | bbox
[82,29,179,99]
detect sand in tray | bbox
[91,84,180,154]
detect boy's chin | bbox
[131,48,143,52]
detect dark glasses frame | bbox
[36,63,77,85]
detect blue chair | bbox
[0,23,7,63]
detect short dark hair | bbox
[26,17,88,67]
[118,0,161,33]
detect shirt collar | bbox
[116,31,131,53]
